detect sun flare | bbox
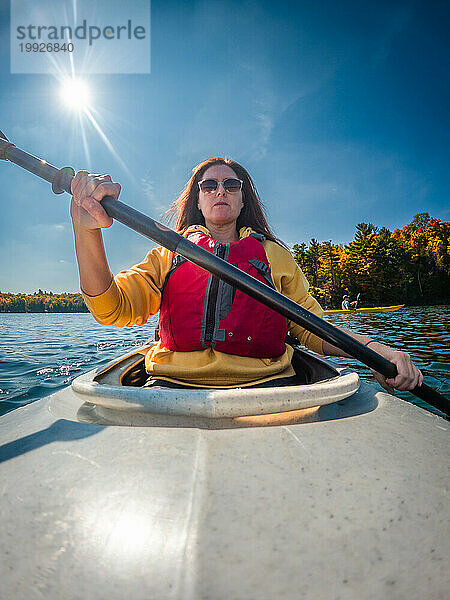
[60,78,90,110]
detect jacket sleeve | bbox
[264,241,325,355]
[82,246,173,327]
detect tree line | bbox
[1,213,448,312]
[0,291,89,313]
[292,213,450,308]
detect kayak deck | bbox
[1,380,448,600]
[324,304,405,315]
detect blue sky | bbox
[0,0,449,293]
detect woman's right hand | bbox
[70,171,121,230]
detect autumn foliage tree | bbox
[293,214,450,307]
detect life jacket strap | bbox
[248,259,275,288]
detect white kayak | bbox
[0,346,448,600]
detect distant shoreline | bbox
[0,292,88,313]
[1,289,448,315]
[0,310,89,313]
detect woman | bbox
[71,157,423,393]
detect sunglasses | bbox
[198,178,243,194]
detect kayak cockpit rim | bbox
[66,345,360,419]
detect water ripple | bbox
[0,312,157,414]
[325,305,450,415]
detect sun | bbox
[60,78,90,111]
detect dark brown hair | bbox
[165,157,285,246]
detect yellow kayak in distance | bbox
[324,304,405,315]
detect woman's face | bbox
[197,164,244,228]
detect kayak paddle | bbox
[0,130,448,417]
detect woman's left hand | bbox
[369,343,423,393]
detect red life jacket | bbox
[158,231,288,358]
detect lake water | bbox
[0,306,449,417]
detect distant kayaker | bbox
[342,295,359,310]
[70,158,423,393]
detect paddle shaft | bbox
[1,134,448,416]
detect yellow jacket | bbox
[83,225,325,387]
